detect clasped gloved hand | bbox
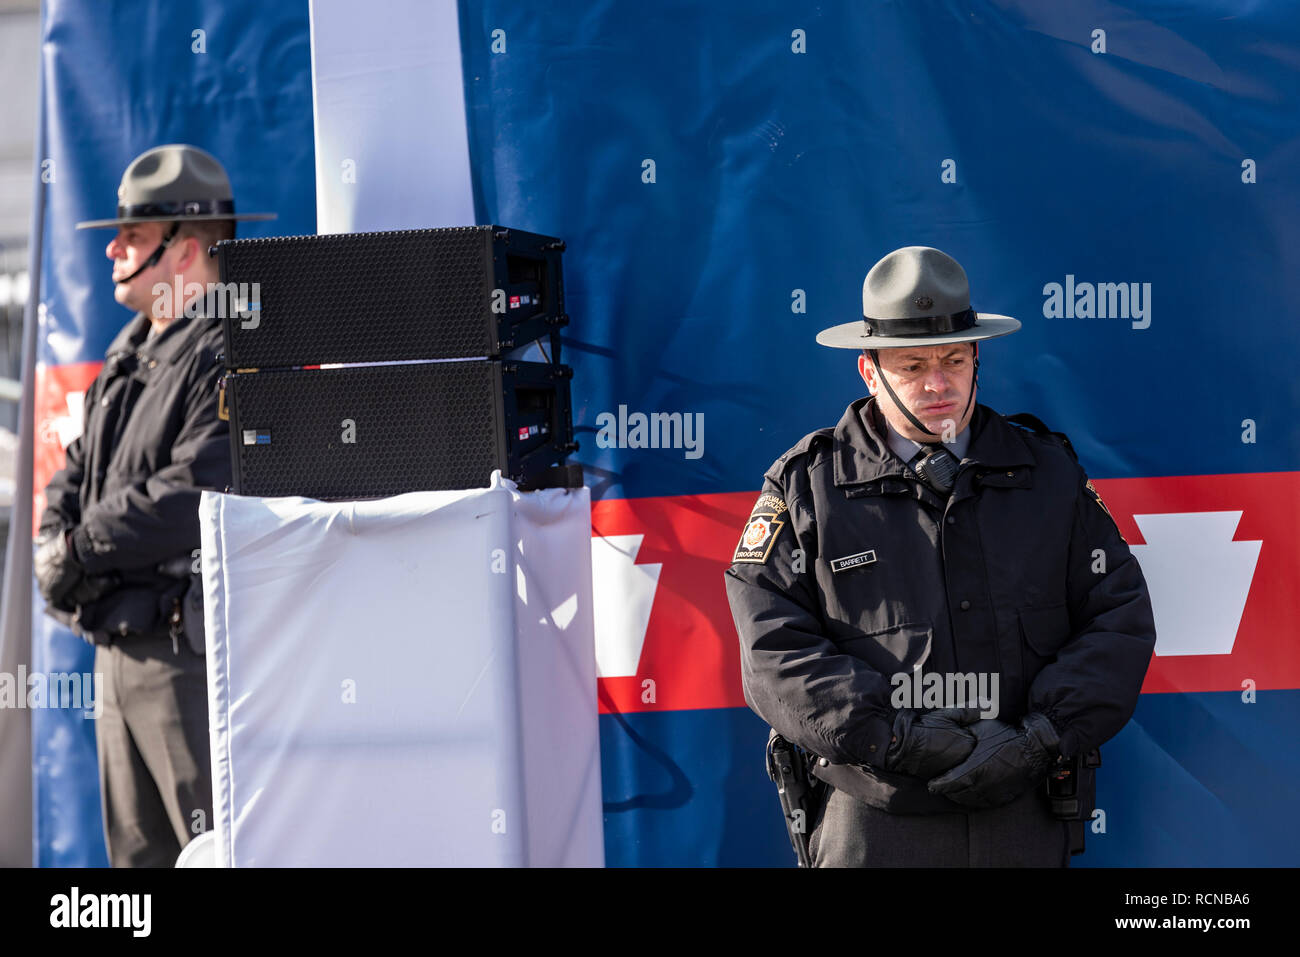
[926,712,1061,809]
[881,707,983,779]
[34,528,117,612]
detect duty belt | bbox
[811,760,967,815]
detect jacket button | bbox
[946,515,955,525]
[819,757,829,767]
[1006,471,1014,477]
[959,600,971,610]
[101,397,109,407]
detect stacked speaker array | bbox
[214,226,578,500]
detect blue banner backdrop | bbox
[29,0,1300,867]
[457,0,1300,865]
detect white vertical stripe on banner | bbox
[309,0,476,234]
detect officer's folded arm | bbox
[40,431,89,534]
[36,434,103,610]
[1025,466,1158,761]
[67,365,228,577]
[724,486,896,768]
[33,522,109,611]
[923,465,1157,810]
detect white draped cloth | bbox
[199,474,602,866]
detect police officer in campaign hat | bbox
[35,144,274,866]
[724,246,1156,867]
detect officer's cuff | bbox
[1023,711,1063,768]
[1035,706,1076,759]
[845,714,894,767]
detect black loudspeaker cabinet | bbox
[225,360,576,500]
[214,226,567,368]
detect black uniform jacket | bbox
[724,397,1156,805]
[40,309,230,638]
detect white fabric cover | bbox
[309,0,475,234]
[199,476,602,866]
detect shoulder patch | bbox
[732,492,789,564]
[1085,478,1127,544]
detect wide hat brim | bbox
[76,212,277,229]
[816,312,1021,349]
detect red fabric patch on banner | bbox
[31,361,103,535]
[591,473,1299,715]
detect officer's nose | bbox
[923,366,952,392]
[106,234,124,260]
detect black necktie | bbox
[910,444,960,494]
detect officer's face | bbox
[105,221,191,315]
[857,343,977,443]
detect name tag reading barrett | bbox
[830,550,877,573]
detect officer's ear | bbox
[172,234,202,273]
[858,350,877,394]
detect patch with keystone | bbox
[732,493,788,564]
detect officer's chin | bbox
[918,410,969,441]
[112,281,147,314]
[917,413,956,434]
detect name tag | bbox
[830,549,877,573]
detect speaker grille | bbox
[230,362,503,500]
[219,228,494,367]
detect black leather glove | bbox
[34,528,117,612]
[881,707,983,778]
[34,529,81,609]
[926,712,1061,809]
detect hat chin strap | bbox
[868,345,979,440]
[114,221,180,285]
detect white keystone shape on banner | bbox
[591,535,662,678]
[1129,511,1260,657]
[52,390,86,448]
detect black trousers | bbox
[94,633,213,867]
[809,783,1071,867]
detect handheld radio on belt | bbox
[1047,749,1102,855]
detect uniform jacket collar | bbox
[832,396,1036,487]
[106,305,217,367]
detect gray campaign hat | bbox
[76,144,276,229]
[816,246,1020,349]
